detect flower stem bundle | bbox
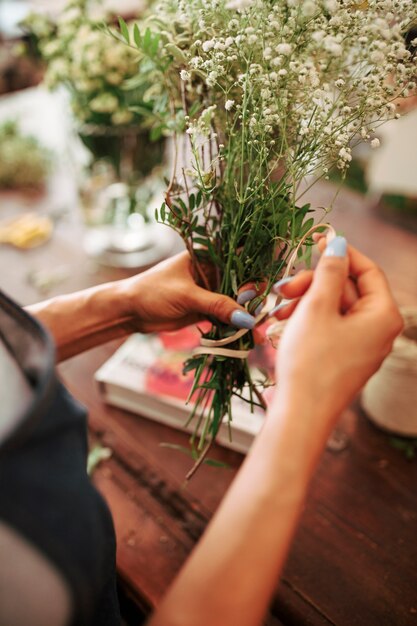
[118,0,417,472]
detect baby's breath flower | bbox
[225,99,235,111]
[275,43,292,56]
[339,147,352,163]
[202,39,215,52]
[226,0,252,8]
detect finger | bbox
[237,281,267,305]
[313,238,359,310]
[308,236,349,311]
[318,243,393,311]
[273,270,313,300]
[341,277,360,312]
[344,246,392,303]
[190,286,256,329]
[268,298,300,321]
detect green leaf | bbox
[189,100,202,117]
[301,217,314,236]
[183,356,204,374]
[230,270,238,295]
[143,27,152,53]
[129,104,154,117]
[159,443,229,468]
[165,43,187,63]
[204,458,230,468]
[177,198,188,214]
[193,237,209,246]
[150,34,160,57]
[150,125,163,141]
[133,23,141,47]
[118,17,130,44]
[279,217,289,238]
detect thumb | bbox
[190,286,256,329]
[308,236,349,311]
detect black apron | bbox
[0,290,120,626]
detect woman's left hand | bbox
[120,251,256,333]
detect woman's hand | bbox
[119,251,256,333]
[269,237,403,431]
[28,251,256,361]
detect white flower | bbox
[207,71,218,86]
[226,0,253,10]
[323,36,342,57]
[324,0,339,13]
[371,138,380,149]
[60,7,81,24]
[312,30,325,43]
[202,40,215,52]
[370,50,385,65]
[106,72,123,86]
[275,43,292,56]
[339,148,352,162]
[225,99,235,111]
[90,93,119,114]
[111,110,134,125]
[180,70,190,81]
[302,1,317,17]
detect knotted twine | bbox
[193,223,336,358]
[362,307,417,436]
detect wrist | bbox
[74,280,133,333]
[262,388,336,479]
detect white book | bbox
[95,330,273,454]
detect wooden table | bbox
[1,181,417,626]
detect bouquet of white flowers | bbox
[118,0,416,474]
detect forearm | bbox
[26,282,135,362]
[148,394,333,626]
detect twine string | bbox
[194,223,336,358]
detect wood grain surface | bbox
[1,181,417,625]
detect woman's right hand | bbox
[269,237,403,431]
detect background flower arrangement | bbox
[23,0,142,129]
[115,0,417,471]
[21,0,165,181]
[0,120,50,191]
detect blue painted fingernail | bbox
[268,301,288,317]
[324,236,347,258]
[231,310,256,329]
[272,276,294,293]
[237,289,257,305]
[254,303,263,316]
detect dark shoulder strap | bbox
[0,290,56,453]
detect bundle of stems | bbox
[114,0,417,474]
